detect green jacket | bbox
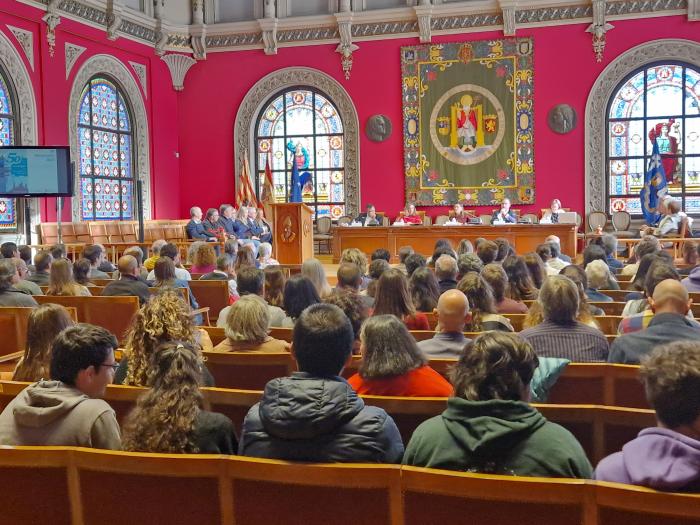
[403,398,592,478]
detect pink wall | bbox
[177,15,700,219]
[0,1,181,224]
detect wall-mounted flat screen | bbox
[0,146,73,197]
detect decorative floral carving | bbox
[64,42,86,80]
[585,39,700,215]
[68,54,151,222]
[586,0,614,62]
[6,26,34,71]
[129,61,147,97]
[233,67,360,218]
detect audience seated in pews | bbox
[502,255,539,302]
[302,257,332,299]
[428,239,456,266]
[49,243,66,261]
[417,289,470,359]
[147,242,191,281]
[403,331,593,478]
[217,267,285,329]
[371,248,391,263]
[11,257,43,296]
[435,254,459,294]
[367,258,390,298]
[596,341,700,491]
[456,239,474,257]
[281,275,321,328]
[82,244,111,279]
[626,252,674,304]
[122,341,238,454]
[373,269,430,330]
[520,275,608,362]
[457,272,513,332]
[115,291,214,386]
[348,315,452,397]
[26,250,52,286]
[559,264,605,318]
[395,245,415,275]
[116,246,150,281]
[144,239,166,272]
[239,303,404,463]
[609,280,700,364]
[536,243,560,276]
[583,244,620,290]
[682,245,700,291]
[47,258,92,297]
[476,240,498,265]
[678,240,699,276]
[584,260,614,303]
[493,237,513,263]
[0,324,121,450]
[258,242,278,268]
[336,262,374,310]
[595,233,623,270]
[0,259,38,307]
[200,254,238,300]
[263,266,285,308]
[190,242,217,274]
[151,257,202,325]
[12,304,74,382]
[409,266,440,313]
[340,248,370,290]
[324,289,368,355]
[482,263,528,314]
[101,255,151,305]
[457,252,483,279]
[214,295,290,353]
[620,235,661,277]
[234,243,258,273]
[0,241,18,258]
[18,244,34,272]
[523,252,546,289]
[545,234,572,263]
[72,258,95,288]
[404,252,427,277]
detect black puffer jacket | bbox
[239,372,404,463]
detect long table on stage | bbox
[331,224,578,262]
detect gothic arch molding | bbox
[68,54,151,221]
[234,67,361,218]
[585,39,700,216]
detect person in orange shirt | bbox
[348,315,453,397]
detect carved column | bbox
[106,0,124,41]
[154,0,170,56]
[414,0,432,43]
[335,8,358,80]
[42,0,61,57]
[498,0,518,36]
[191,0,207,59]
[689,0,699,20]
[586,0,614,62]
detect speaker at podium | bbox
[270,203,314,264]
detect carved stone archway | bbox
[0,28,38,241]
[68,54,151,221]
[585,39,700,216]
[234,67,360,218]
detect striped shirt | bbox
[519,320,609,362]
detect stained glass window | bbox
[0,70,18,231]
[78,77,135,220]
[606,63,700,216]
[255,88,345,220]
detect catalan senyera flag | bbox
[237,153,258,208]
[261,152,274,219]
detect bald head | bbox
[118,255,138,277]
[650,279,691,315]
[436,289,470,333]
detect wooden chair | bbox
[547,363,646,408]
[0,306,78,360]
[202,351,295,391]
[521,213,539,224]
[188,280,230,323]
[88,222,110,244]
[434,214,449,226]
[594,316,623,335]
[314,216,333,254]
[73,222,92,243]
[35,295,139,342]
[402,466,591,525]
[336,215,352,226]
[588,211,608,232]
[611,211,635,239]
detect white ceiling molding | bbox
[129,60,147,96]
[6,25,34,71]
[15,0,690,57]
[161,53,197,90]
[64,42,86,79]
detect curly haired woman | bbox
[115,290,214,386]
[121,341,237,454]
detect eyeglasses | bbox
[99,363,119,371]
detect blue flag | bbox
[640,141,668,226]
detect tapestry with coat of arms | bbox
[402,38,535,207]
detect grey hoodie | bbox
[239,372,404,463]
[0,380,120,450]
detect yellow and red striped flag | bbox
[236,152,258,208]
[261,151,275,218]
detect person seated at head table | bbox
[491,198,517,223]
[354,203,381,226]
[540,198,563,224]
[395,203,422,225]
[641,198,683,237]
[450,203,475,224]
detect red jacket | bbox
[348,366,453,397]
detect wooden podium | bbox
[270,203,314,264]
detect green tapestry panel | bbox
[402,38,535,207]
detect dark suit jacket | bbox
[491,210,517,223]
[609,313,700,364]
[101,275,151,305]
[186,220,209,240]
[203,220,222,238]
[233,219,254,239]
[354,213,381,226]
[218,217,237,237]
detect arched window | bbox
[606,63,700,216]
[254,87,346,219]
[77,76,135,220]
[0,69,19,231]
